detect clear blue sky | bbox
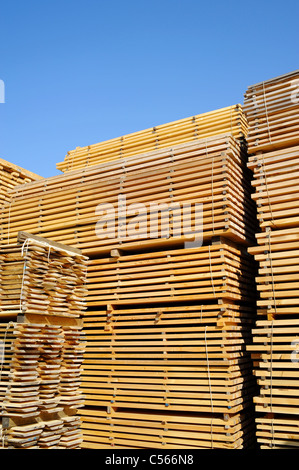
[1,0,298,177]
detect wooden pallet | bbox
[0,135,257,253]
[56,105,248,172]
[243,69,299,154]
[78,407,256,449]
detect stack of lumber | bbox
[79,408,254,449]
[0,234,88,318]
[247,319,299,448]
[0,110,257,448]
[0,134,257,253]
[59,326,85,409]
[0,158,42,207]
[0,321,15,414]
[56,105,248,172]
[85,243,256,306]
[0,233,88,449]
[80,301,256,416]
[79,240,257,449]
[243,70,299,154]
[255,415,299,449]
[248,228,299,318]
[244,70,299,449]
[248,145,299,232]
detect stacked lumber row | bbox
[0,234,88,449]
[244,70,299,449]
[245,75,299,318]
[80,302,256,415]
[248,228,299,318]
[247,319,299,448]
[80,238,258,449]
[248,319,299,415]
[0,322,85,448]
[56,105,248,172]
[248,145,299,231]
[0,115,257,448]
[3,415,82,449]
[79,408,255,449]
[86,243,256,305]
[243,69,299,154]
[255,415,299,449]
[0,134,257,254]
[0,157,42,206]
[0,322,15,410]
[0,237,88,318]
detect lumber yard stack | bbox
[0,233,88,449]
[0,104,258,449]
[0,158,42,206]
[244,69,299,449]
[0,134,255,253]
[56,105,247,172]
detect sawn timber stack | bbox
[1,104,258,448]
[56,105,247,172]
[244,69,299,449]
[0,233,88,449]
[0,134,256,253]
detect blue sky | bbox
[0,0,298,177]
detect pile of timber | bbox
[243,69,299,154]
[56,105,248,172]
[0,134,257,253]
[0,233,88,318]
[247,319,299,449]
[80,301,256,416]
[79,408,254,449]
[0,233,88,449]
[0,112,257,448]
[86,243,256,305]
[255,415,299,449]
[248,144,299,231]
[248,229,299,318]
[0,158,42,207]
[244,70,299,449]
[79,237,258,449]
